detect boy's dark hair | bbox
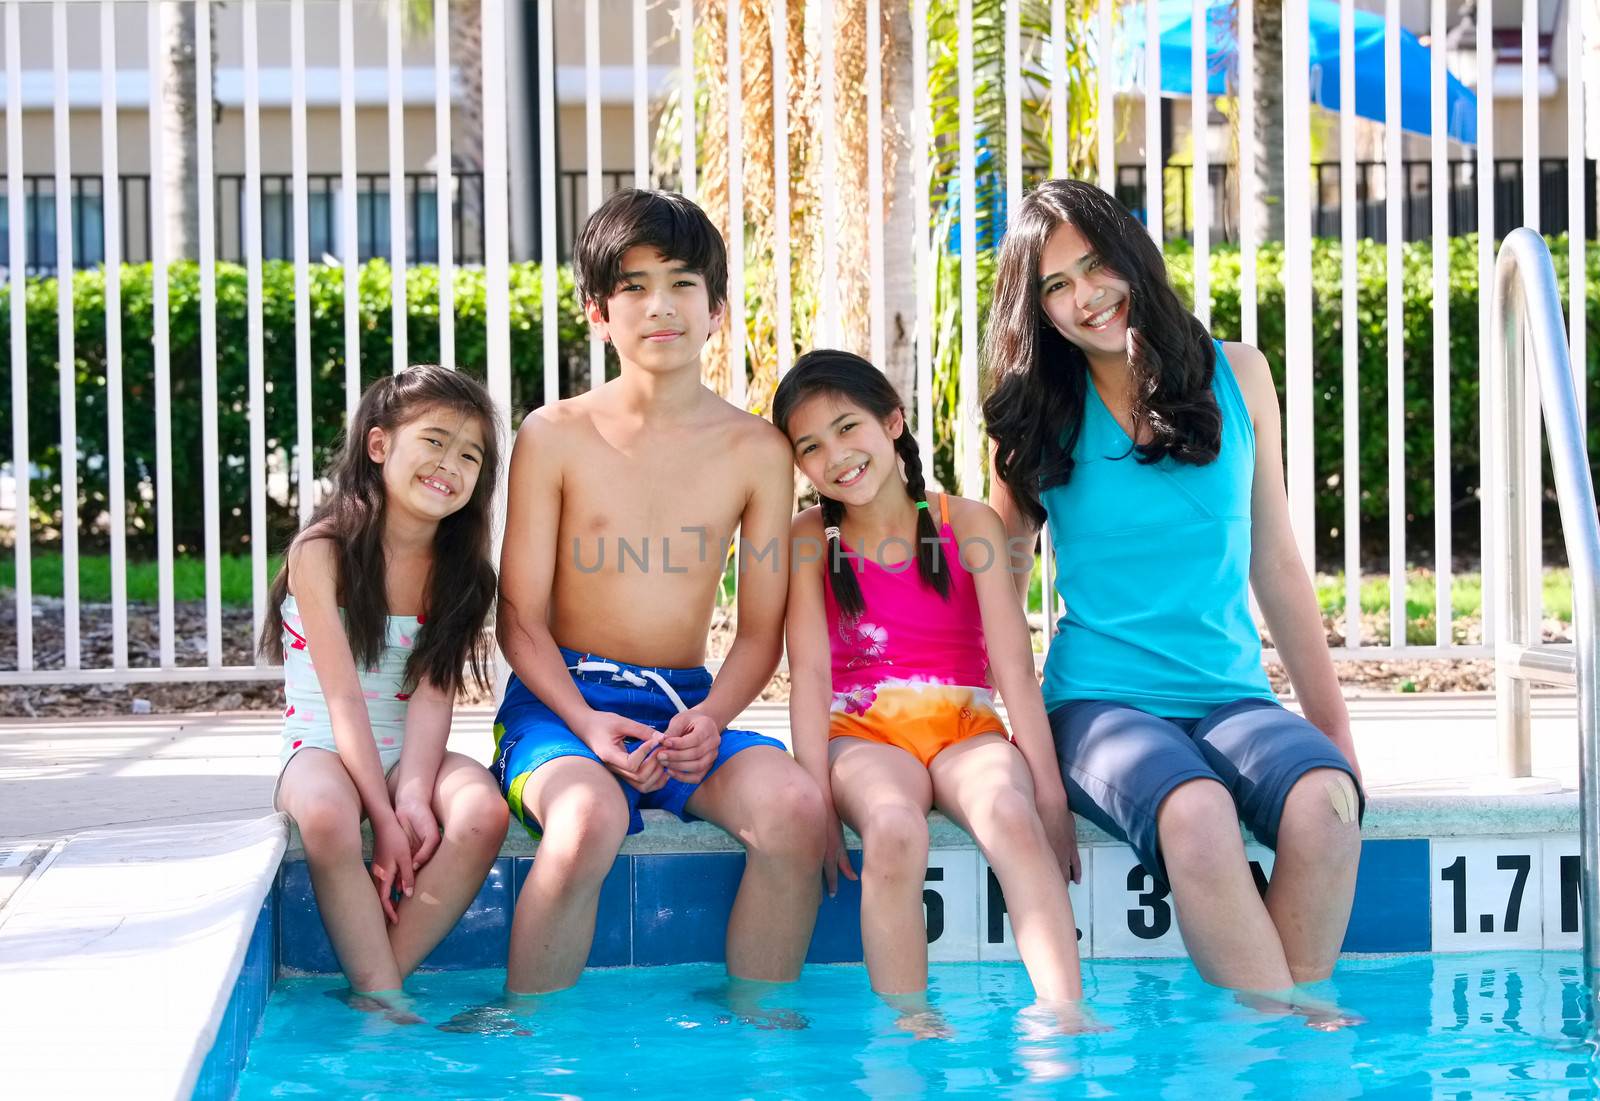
[772,349,950,622]
[572,188,729,318]
[258,364,503,697]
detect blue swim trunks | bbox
[492,647,786,837]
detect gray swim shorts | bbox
[1049,697,1363,891]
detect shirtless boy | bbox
[493,189,826,995]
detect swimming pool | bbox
[179,798,1594,1098]
[233,953,1598,1099]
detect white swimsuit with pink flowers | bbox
[276,594,421,774]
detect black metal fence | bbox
[1,172,487,275]
[7,160,1595,274]
[556,169,683,260]
[1114,157,1599,245]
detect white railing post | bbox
[52,0,79,671]
[1384,0,1405,649]
[957,0,979,494]
[147,0,176,669]
[1282,0,1313,570]
[1430,0,1451,647]
[7,0,32,676]
[727,0,745,407]
[538,0,558,407]
[245,0,269,646]
[1339,0,1360,650]
[387,0,408,375]
[1144,0,1162,245]
[339,0,360,418]
[196,0,222,670]
[586,0,603,389]
[1191,0,1209,329]
[435,0,455,372]
[100,0,127,671]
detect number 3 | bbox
[1127,866,1172,939]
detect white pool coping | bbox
[0,814,286,1100]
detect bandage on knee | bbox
[1326,776,1357,824]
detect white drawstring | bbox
[570,659,690,714]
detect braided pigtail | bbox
[820,493,866,621]
[895,431,952,601]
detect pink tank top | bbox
[822,494,991,696]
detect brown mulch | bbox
[0,596,1569,717]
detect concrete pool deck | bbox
[0,692,1589,1098]
[0,693,1588,848]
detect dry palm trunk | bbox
[158,0,202,261]
[1252,0,1285,243]
[696,0,895,409]
[453,0,485,255]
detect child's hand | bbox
[822,810,858,898]
[1036,790,1081,885]
[578,711,668,792]
[371,820,416,922]
[659,709,721,784]
[394,798,442,872]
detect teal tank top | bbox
[1039,339,1275,718]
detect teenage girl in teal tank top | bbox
[982,180,1364,1021]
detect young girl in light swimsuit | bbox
[262,365,510,1012]
[775,350,1084,1024]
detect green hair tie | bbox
[916,500,930,510]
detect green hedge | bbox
[0,260,587,553]
[1165,234,1600,562]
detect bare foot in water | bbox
[882,993,954,1041]
[436,995,536,1036]
[1021,999,1111,1037]
[326,987,424,1026]
[1235,989,1365,1031]
[694,979,810,1031]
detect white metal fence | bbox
[0,0,1591,686]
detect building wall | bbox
[2,106,446,177]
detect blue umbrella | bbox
[1118,0,1478,144]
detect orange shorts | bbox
[828,680,1008,767]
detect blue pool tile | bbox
[1343,838,1431,953]
[512,854,633,967]
[417,858,512,970]
[194,890,276,1101]
[276,860,339,974]
[807,850,865,964]
[278,857,516,974]
[633,853,745,966]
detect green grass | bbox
[1311,568,1573,624]
[0,552,280,606]
[3,552,1577,630]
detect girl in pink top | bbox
[775,350,1084,1021]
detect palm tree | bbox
[1250,0,1284,242]
[404,0,484,241]
[920,0,1100,490]
[156,1,203,259]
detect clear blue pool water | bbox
[235,953,1600,1099]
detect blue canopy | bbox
[1118,0,1478,144]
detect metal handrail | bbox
[1490,227,1600,1007]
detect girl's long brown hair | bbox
[258,365,503,696]
[981,179,1222,528]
